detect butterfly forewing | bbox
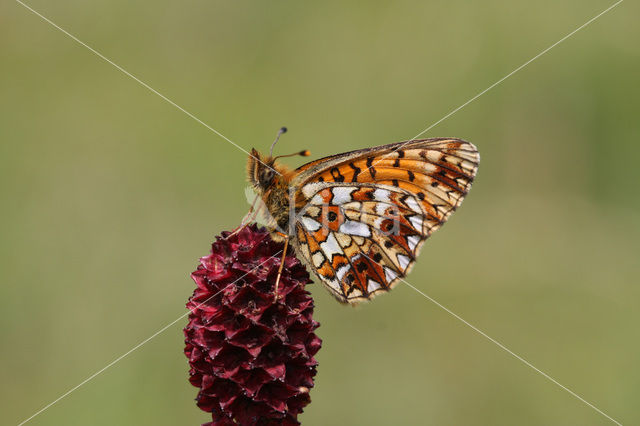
[290,138,479,303]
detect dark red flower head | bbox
[184,225,322,426]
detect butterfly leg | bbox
[273,232,289,302]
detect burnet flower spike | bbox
[184,225,322,426]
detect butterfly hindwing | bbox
[294,183,427,302]
[291,138,479,304]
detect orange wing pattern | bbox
[290,138,479,303]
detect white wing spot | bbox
[367,279,382,293]
[397,254,411,270]
[320,232,342,259]
[407,235,420,251]
[302,182,324,198]
[373,189,391,202]
[384,267,399,282]
[375,202,388,215]
[310,194,325,205]
[338,220,371,237]
[332,187,357,205]
[409,215,423,232]
[336,264,350,281]
[301,216,322,232]
[405,196,422,213]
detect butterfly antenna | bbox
[274,149,310,160]
[269,127,288,157]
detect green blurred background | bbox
[2,1,638,425]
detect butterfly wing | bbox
[290,138,479,303]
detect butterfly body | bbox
[247,138,479,304]
[247,148,295,239]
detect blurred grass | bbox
[1,0,639,425]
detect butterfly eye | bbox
[260,169,275,185]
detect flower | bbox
[184,225,322,426]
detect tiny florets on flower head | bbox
[184,225,321,426]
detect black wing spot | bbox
[366,190,375,200]
[393,150,404,167]
[328,211,337,222]
[348,162,361,182]
[407,170,415,182]
[438,170,447,177]
[366,157,376,178]
[318,176,324,182]
[346,274,355,284]
[392,179,399,187]
[373,253,383,262]
[356,262,368,273]
[331,167,345,182]
[384,241,393,248]
[417,192,425,200]
[431,181,438,187]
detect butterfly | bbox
[244,128,479,304]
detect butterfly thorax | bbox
[247,148,297,239]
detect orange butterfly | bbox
[244,128,479,304]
